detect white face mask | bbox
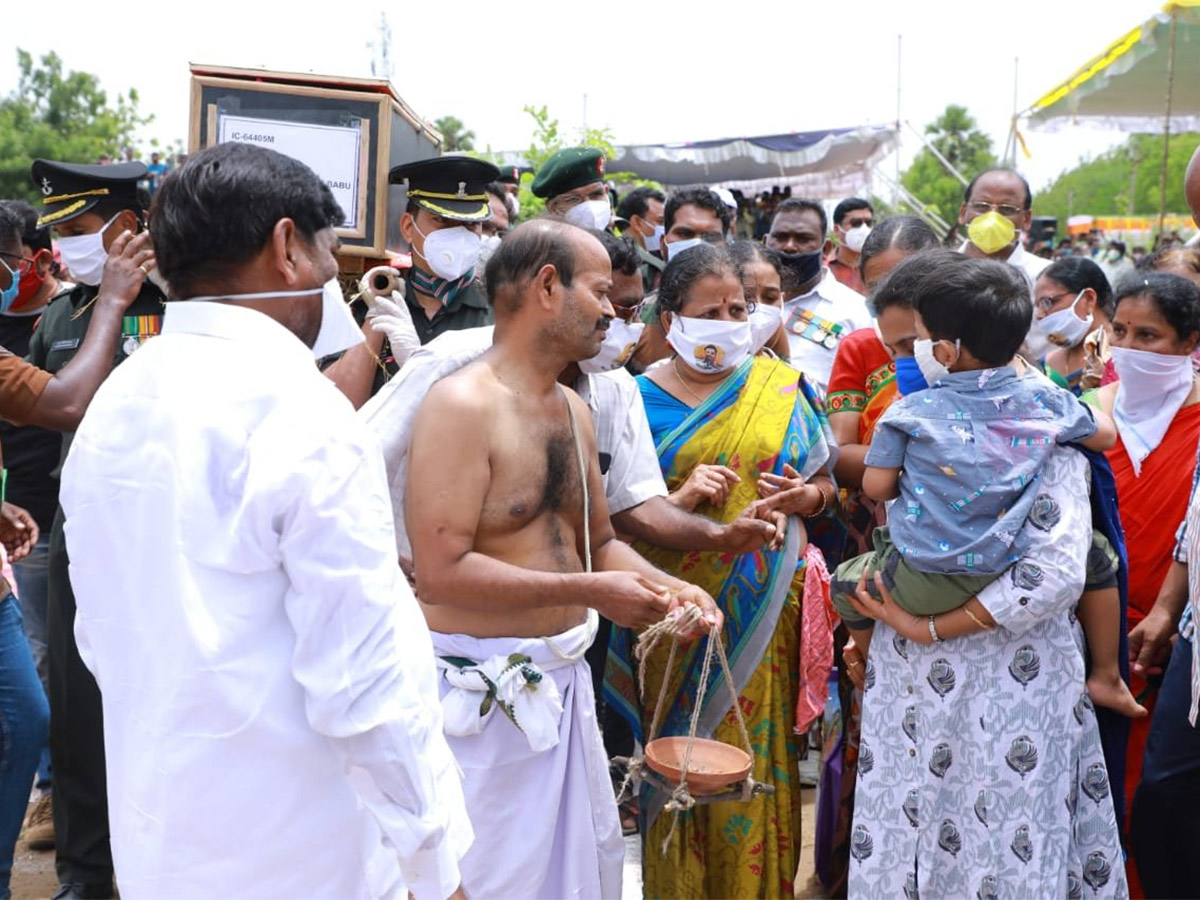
[57,213,121,286]
[641,222,664,254]
[749,303,783,352]
[1111,346,1196,474]
[666,314,753,374]
[563,199,613,231]
[185,277,365,361]
[1032,290,1093,348]
[578,318,645,374]
[312,278,367,360]
[664,237,705,261]
[478,234,502,267]
[413,221,481,281]
[1023,321,1054,359]
[913,337,958,385]
[842,224,871,253]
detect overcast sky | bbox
[4,0,1168,195]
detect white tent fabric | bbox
[1025,1,1200,132]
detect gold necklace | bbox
[672,358,708,406]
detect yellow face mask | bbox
[967,210,1017,255]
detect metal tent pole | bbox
[896,35,902,205]
[1158,10,1179,235]
[1008,56,1020,167]
[904,120,968,186]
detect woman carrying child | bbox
[845,259,1129,899]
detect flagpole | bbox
[1009,56,1020,167]
[895,34,902,204]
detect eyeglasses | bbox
[1034,291,1075,313]
[0,251,34,274]
[554,192,607,210]
[966,201,1026,218]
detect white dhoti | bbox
[432,612,623,900]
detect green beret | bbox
[531,147,607,199]
[496,165,523,185]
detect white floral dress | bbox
[849,446,1128,900]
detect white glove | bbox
[365,289,421,366]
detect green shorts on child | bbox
[831,527,1118,631]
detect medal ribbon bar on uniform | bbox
[785,307,844,349]
[122,315,163,338]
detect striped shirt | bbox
[1171,449,1200,725]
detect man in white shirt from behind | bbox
[60,142,471,900]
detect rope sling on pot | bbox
[621,604,760,855]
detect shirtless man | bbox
[406,219,719,899]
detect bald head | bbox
[1187,142,1200,227]
[484,218,606,314]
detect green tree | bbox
[435,115,476,153]
[1033,133,1200,223]
[470,106,654,223]
[0,50,152,202]
[899,105,998,227]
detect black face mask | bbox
[778,249,823,289]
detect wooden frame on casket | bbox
[188,64,442,261]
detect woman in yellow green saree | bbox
[605,243,836,898]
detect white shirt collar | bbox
[957,238,1030,266]
[162,301,316,368]
[785,266,834,305]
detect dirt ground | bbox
[794,785,827,899]
[10,823,54,900]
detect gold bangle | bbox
[804,484,830,518]
[962,604,994,631]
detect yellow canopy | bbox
[1025,1,1200,131]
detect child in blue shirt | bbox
[833,257,1144,717]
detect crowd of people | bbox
[0,134,1197,900]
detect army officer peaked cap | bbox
[31,159,147,228]
[389,156,500,222]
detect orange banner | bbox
[1066,214,1195,235]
